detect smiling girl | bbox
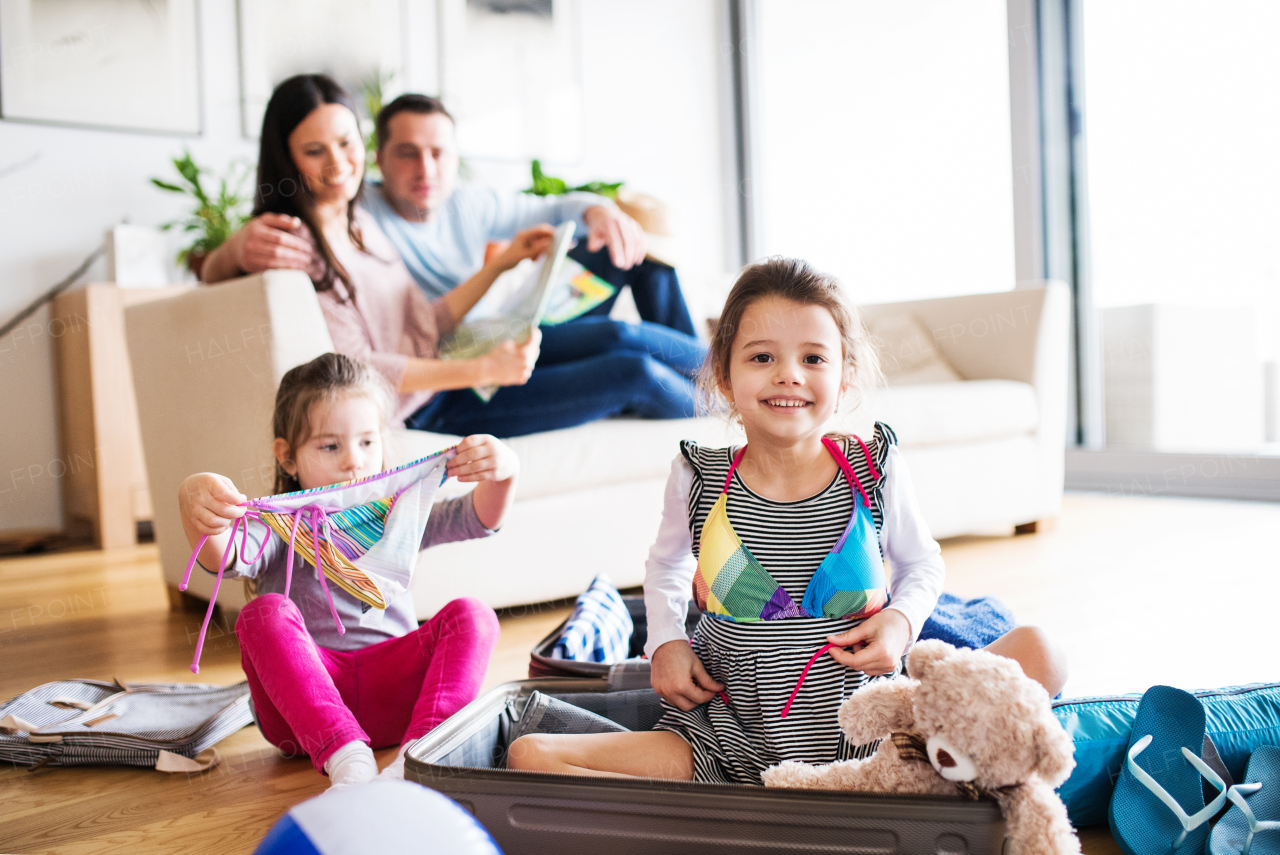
[507,258,1066,783]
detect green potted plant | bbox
[360,72,395,169]
[523,159,623,199]
[151,151,252,280]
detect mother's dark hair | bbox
[254,73,366,296]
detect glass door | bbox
[1082,1,1280,454]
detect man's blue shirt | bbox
[361,181,604,299]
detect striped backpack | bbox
[0,678,252,772]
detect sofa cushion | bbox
[871,379,1039,447]
[866,311,964,386]
[387,416,741,501]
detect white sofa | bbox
[125,272,1067,620]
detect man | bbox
[205,94,697,338]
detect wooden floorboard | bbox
[1,492,1277,853]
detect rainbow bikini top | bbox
[692,435,889,624]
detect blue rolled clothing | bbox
[918,592,1017,650]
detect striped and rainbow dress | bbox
[653,424,897,785]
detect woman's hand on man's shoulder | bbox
[204,214,317,283]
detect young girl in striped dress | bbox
[508,258,1067,784]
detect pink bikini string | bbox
[181,510,269,674]
[300,506,345,637]
[781,436,879,716]
[723,436,879,505]
[180,502,346,674]
[780,643,841,719]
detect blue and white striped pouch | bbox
[551,574,635,664]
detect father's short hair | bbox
[375,94,454,151]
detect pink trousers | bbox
[235,593,500,774]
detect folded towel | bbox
[919,592,1016,650]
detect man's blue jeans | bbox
[568,244,698,338]
[405,318,708,438]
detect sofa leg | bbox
[1014,518,1057,536]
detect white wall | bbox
[0,2,249,533]
[461,1,731,318]
[752,0,1017,305]
[0,0,730,536]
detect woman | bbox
[202,74,705,437]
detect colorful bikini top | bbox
[179,446,456,674]
[692,435,889,624]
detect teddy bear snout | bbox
[926,735,978,782]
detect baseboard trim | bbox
[1065,449,1280,502]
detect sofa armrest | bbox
[861,284,1071,520]
[125,270,332,609]
[861,283,1069,386]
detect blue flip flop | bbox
[1109,685,1227,855]
[1210,744,1280,855]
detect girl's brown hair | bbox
[272,353,394,494]
[699,257,882,423]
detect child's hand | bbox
[651,640,725,711]
[178,473,247,536]
[447,435,519,483]
[492,224,556,271]
[825,609,912,676]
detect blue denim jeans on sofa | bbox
[406,244,708,438]
[405,318,707,438]
[568,244,698,337]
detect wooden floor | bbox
[2,491,1277,854]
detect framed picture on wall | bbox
[237,0,405,139]
[0,0,202,135]
[438,0,584,163]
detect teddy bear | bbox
[761,640,1081,855]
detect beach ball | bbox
[255,781,501,855]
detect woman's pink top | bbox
[317,207,457,422]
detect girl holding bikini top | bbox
[508,257,1068,784]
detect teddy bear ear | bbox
[905,640,955,680]
[1032,712,1077,787]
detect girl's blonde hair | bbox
[271,353,394,494]
[698,257,882,425]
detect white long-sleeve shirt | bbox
[642,444,945,658]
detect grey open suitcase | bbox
[406,677,1006,854]
[412,591,1010,855]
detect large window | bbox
[753,0,1016,304]
[1083,1,1280,454]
